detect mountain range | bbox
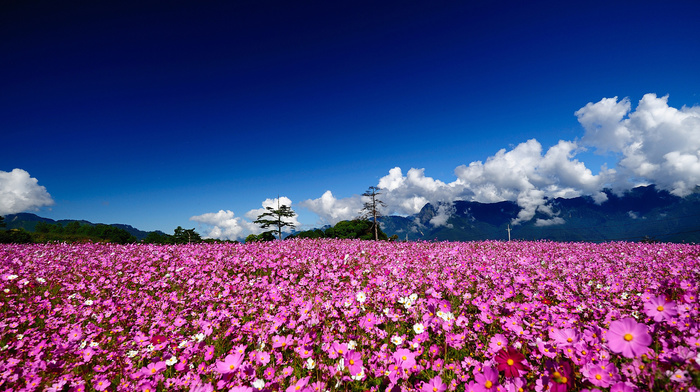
[380,185,700,243]
[3,185,699,243]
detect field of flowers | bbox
[1,239,699,392]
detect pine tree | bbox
[254,198,297,240]
[360,186,386,241]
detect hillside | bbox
[380,185,700,243]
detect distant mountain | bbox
[2,213,164,241]
[380,185,700,243]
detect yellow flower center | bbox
[484,380,493,388]
[624,333,633,341]
[567,338,572,342]
[402,356,407,360]
[507,359,514,366]
[595,374,602,380]
[230,364,235,370]
[349,359,354,365]
[657,305,664,312]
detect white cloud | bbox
[577,93,700,196]
[190,210,255,241]
[534,217,566,227]
[0,168,54,215]
[298,190,362,225]
[191,196,300,241]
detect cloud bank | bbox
[0,169,54,215]
[302,93,699,227]
[191,197,300,241]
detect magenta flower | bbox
[586,364,612,388]
[392,348,416,370]
[607,317,652,358]
[488,334,508,352]
[474,367,499,392]
[643,295,677,322]
[93,377,111,391]
[421,375,447,392]
[286,376,311,392]
[216,353,244,374]
[141,361,166,377]
[494,347,529,377]
[344,350,364,376]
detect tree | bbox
[0,216,5,228]
[360,186,386,241]
[173,226,202,244]
[253,198,297,240]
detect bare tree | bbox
[360,186,386,241]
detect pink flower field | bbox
[1,239,699,392]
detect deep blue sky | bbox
[2,1,700,234]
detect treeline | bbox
[246,219,397,242]
[0,216,234,245]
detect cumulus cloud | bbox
[577,93,700,196]
[298,191,362,225]
[190,210,259,241]
[301,93,698,227]
[0,168,54,215]
[534,217,566,227]
[191,196,299,241]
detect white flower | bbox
[390,335,403,345]
[84,299,94,306]
[413,323,425,334]
[16,334,24,340]
[356,292,366,303]
[36,277,46,283]
[178,340,190,349]
[193,333,205,342]
[350,367,366,380]
[305,358,316,370]
[3,289,9,293]
[337,358,345,372]
[409,293,418,302]
[6,275,18,280]
[347,340,357,350]
[89,341,99,347]
[165,356,178,366]
[127,350,139,358]
[252,379,265,390]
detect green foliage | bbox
[172,226,202,244]
[0,215,5,228]
[325,219,388,240]
[143,231,174,244]
[245,231,276,243]
[0,228,33,244]
[19,221,138,244]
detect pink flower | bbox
[344,350,363,376]
[286,376,310,392]
[586,365,612,388]
[421,375,447,392]
[141,361,166,377]
[93,377,111,391]
[607,317,652,358]
[392,348,416,370]
[488,334,508,352]
[643,295,677,322]
[216,353,244,374]
[474,367,499,392]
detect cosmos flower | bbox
[494,347,529,377]
[607,318,652,358]
[216,353,245,374]
[421,375,447,392]
[643,295,678,322]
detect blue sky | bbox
[2,1,700,238]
